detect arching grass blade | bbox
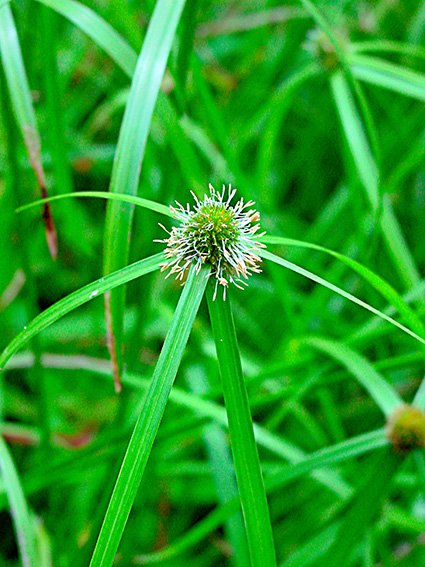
[351,54,425,101]
[330,71,379,209]
[35,0,137,77]
[331,71,422,290]
[0,254,164,370]
[261,249,425,346]
[16,191,172,217]
[261,235,425,342]
[89,266,208,567]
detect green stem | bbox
[187,363,250,567]
[206,285,277,567]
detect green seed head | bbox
[156,184,266,299]
[386,404,425,454]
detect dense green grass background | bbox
[2,0,425,565]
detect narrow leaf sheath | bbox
[206,286,277,567]
[89,266,208,567]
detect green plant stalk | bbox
[187,364,250,567]
[206,285,277,567]
[89,265,208,567]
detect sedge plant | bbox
[3,0,425,566]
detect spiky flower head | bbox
[156,184,266,300]
[386,404,425,454]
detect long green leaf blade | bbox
[0,3,57,257]
[0,254,164,369]
[304,337,403,415]
[261,249,425,345]
[102,0,186,386]
[351,39,425,60]
[331,71,379,209]
[89,266,208,567]
[267,429,387,494]
[0,436,37,567]
[351,54,425,101]
[280,523,340,567]
[261,235,425,342]
[207,287,277,567]
[331,70,421,290]
[35,0,137,77]
[16,191,172,217]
